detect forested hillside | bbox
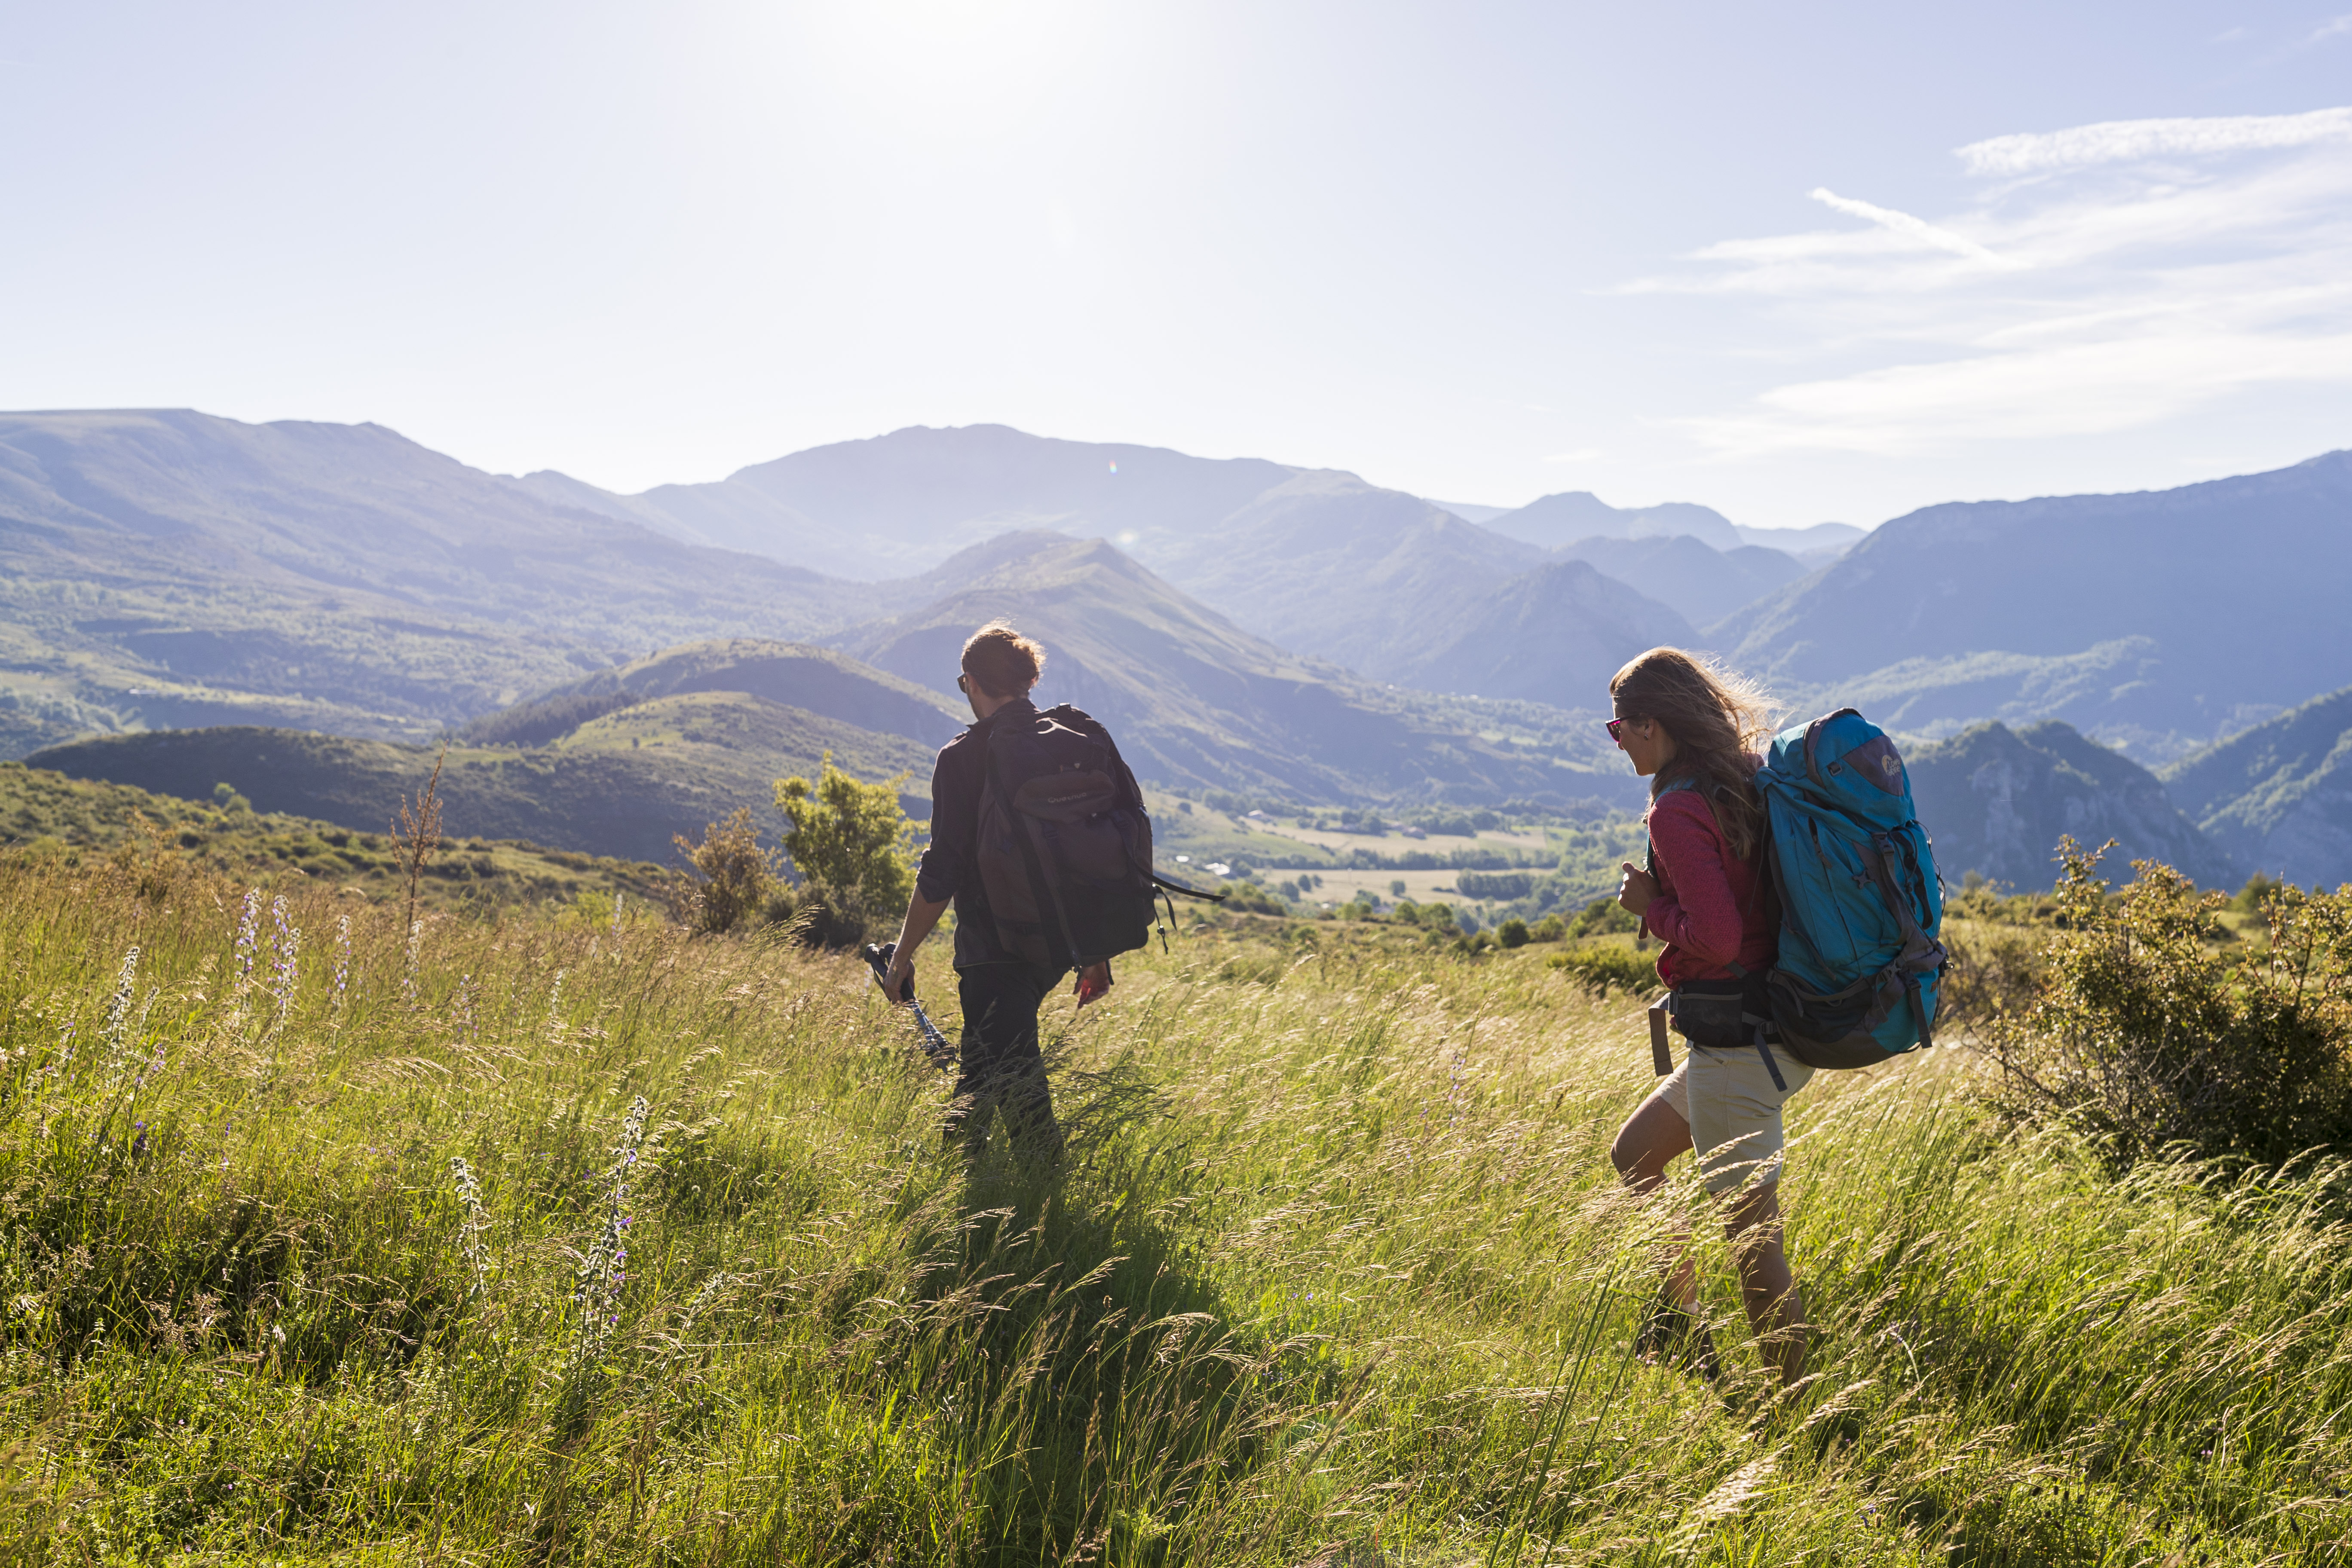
[29,698,932,863]
[2162,683,2352,887]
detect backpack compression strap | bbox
[1149,872,1228,952]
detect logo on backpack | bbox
[1756,709,1947,1069]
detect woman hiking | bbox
[1603,646,1810,1387]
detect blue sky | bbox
[3,1,2349,528]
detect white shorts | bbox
[1652,1043,1815,1195]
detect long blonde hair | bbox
[1609,647,1777,860]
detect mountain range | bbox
[1718,450,2352,765]
[0,411,1832,764]
[10,405,2352,894]
[0,409,878,752]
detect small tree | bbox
[773,753,918,944]
[392,744,448,941]
[671,808,779,934]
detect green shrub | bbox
[1497,917,1530,949]
[1221,881,1286,916]
[1529,914,1565,942]
[773,753,918,948]
[1987,843,2352,1166]
[670,807,778,935]
[1548,943,1661,997]
[1568,897,1638,938]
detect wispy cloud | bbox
[1808,187,2017,266]
[2308,12,2352,44]
[1957,107,2352,177]
[1642,107,2352,460]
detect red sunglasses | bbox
[1605,717,1636,744]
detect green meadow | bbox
[1,851,2347,1565]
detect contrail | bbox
[1808,188,2017,268]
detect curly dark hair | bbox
[962,621,1045,698]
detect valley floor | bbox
[0,860,2346,1564]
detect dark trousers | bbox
[948,962,1067,1158]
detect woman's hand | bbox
[1075,961,1113,1006]
[1617,861,1659,919]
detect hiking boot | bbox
[1636,1298,1722,1381]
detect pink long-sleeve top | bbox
[1642,783,1776,988]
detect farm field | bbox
[0,853,2347,1564]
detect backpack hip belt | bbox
[1655,967,1787,1093]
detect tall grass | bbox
[0,851,2346,1564]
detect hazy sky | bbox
[4,2,2350,528]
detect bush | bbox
[773,753,919,948]
[1529,914,1565,942]
[1548,944,1661,997]
[1938,928,2046,1034]
[1222,881,1286,916]
[1568,897,1638,938]
[1497,917,1530,949]
[668,808,778,934]
[1987,843,2352,1167]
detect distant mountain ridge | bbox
[1906,720,2240,891]
[1482,491,1744,553]
[830,531,1635,806]
[0,409,885,754]
[1720,450,2352,763]
[518,423,1298,582]
[2161,684,2352,889]
[1553,534,1809,630]
[517,424,1789,692]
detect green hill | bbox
[0,760,665,906]
[513,637,965,748]
[2161,685,2352,888]
[0,409,888,755]
[27,693,931,863]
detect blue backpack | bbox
[1756,708,1947,1070]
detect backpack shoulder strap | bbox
[1642,774,1700,875]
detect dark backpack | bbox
[974,704,1214,968]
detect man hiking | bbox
[883,622,1124,1163]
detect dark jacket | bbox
[914,697,1035,968]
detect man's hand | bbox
[1617,861,1659,919]
[1075,960,1113,1006]
[886,894,949,1004]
